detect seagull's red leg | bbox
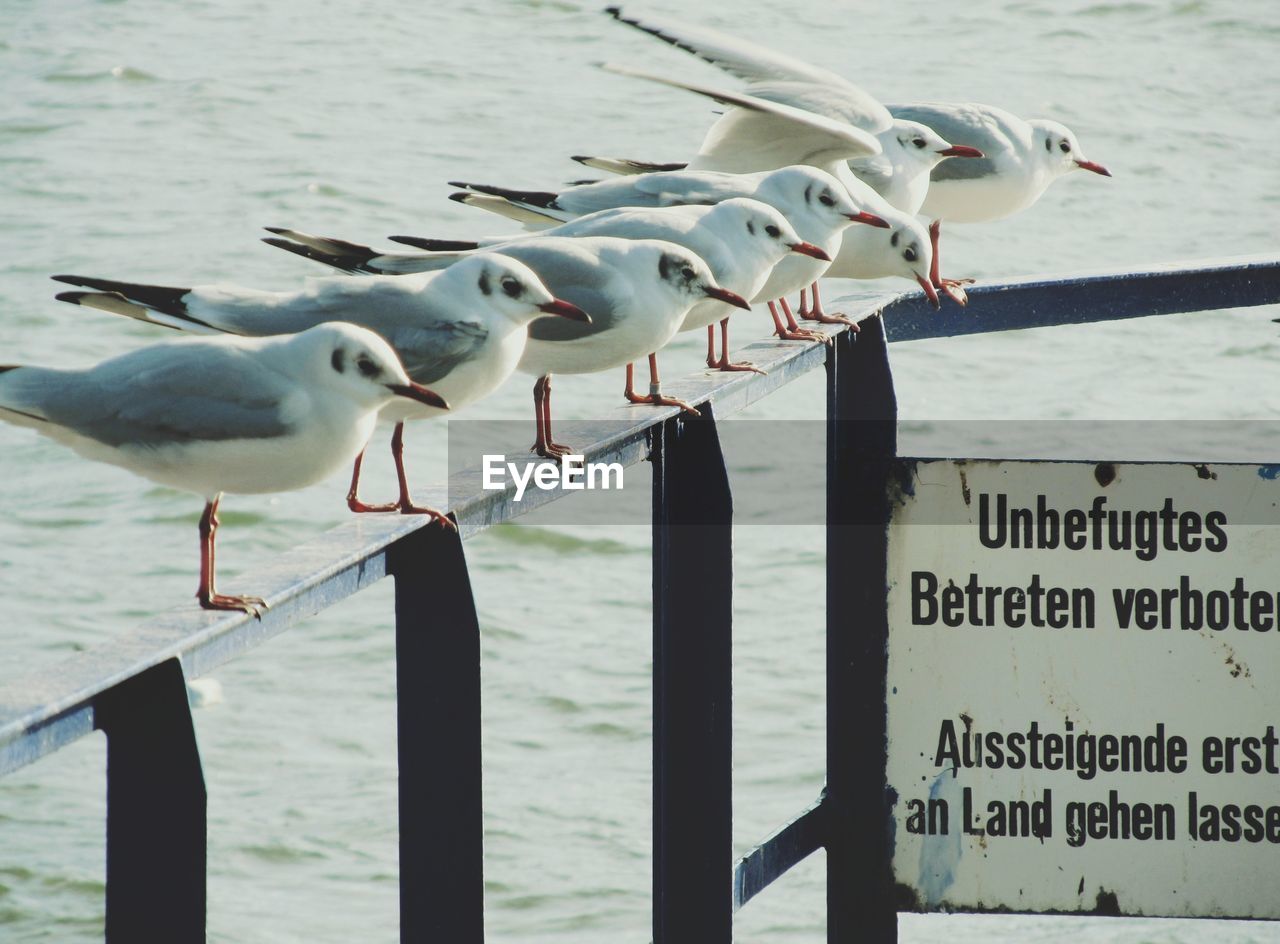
[533,373,573,459]
[706,324,718,368]
[625,354,699,414]
[387,421,456,528]
[711,317,766,373]
[196,495,266,616]
[798,281,858,327]
[769,300,822,341]
[346,446,398,513]
[797,286,811,318]
[929,219,972,306]
[780,297,829,342]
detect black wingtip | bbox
[0,365,19,374]
[604,5,623,18]
[54,291,88,305]
[447,181,470,190]
[263,226,289,235]
[51,274,86,287]
[448,192,472,205]
[386,236,480,252]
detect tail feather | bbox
[386,235,481,252]
[261,236,376,275]
[54,289,218,332]
[570,155,688,175]
[449,192,564,226]
[262,227,385,274]
[447,181,560,209]
[50,274,190,317]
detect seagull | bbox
[601,7,984,214]
[260,233,749,458]
[0,323,447,614]
[444,165,911,337]
[598,8,1107,298]
[387,198,832,372]
[52,256,588,521]
[590,62,961,307]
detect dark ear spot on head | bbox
[478,271,491,296]
[746,220,756,235]
[658,252,673,282]
[1045,137,1052,152]
[804,183,813,203]
[890,231,899,248]
[331,348,345,373]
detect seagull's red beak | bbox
[1074,159,1112,177]
[538,298,592,322]
[846,210,891,229]
[938,144,984,158]
[788,241,832,262]
[915,275,941,310]
[388,382,449,410]
[703,285,752,310]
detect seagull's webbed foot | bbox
[710,357,767,375]
[534,440,576,461]
[396,500,458,530]
[200,593,268,618]
[348,497,400,514]
[938,278,974,306]
[625,387,701,416]
[800,309,859,327]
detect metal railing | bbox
[1,255,1277,943]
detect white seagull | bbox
[444,165,912,338]
[52,255,589,521]
[387,198,832,372]
[0,323,447,614]
[260,233,749,458]
[587,62,960,308]
[597,8,1108,297]
[601,7,984,214]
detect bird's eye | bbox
[355,355,380,379]
[903,248,918,263]
[765,224,781,238]
[501,276,522,298]
[681,266,696,281]
[913,137,926,149]
[818,192,836,207]
[1059,140,1072,153]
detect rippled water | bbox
[1,0,1277,941]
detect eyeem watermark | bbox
[482,454,624,502]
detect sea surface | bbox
[1,0,1278,941]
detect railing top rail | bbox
[2,254,1277,775]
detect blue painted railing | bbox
[1,255,1277,943]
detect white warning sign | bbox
[885,459,1280,918]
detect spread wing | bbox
[606,7,853,88]
[602,63,881,163]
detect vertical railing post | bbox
[825,320,898,943]
[390,525,484,944]
[97,657,207,943]
[652,406,733,944]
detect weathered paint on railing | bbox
[1,255,1277,943]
